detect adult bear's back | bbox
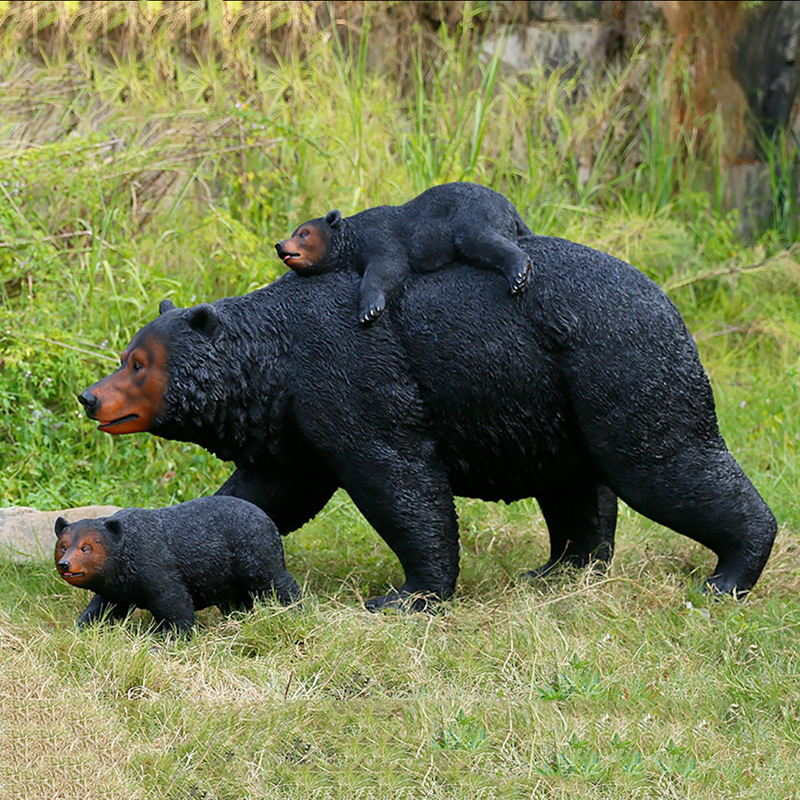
[222,234,775,598]
[383,234,715,503]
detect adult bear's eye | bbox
[133,361,143,372]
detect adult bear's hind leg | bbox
[609,447,776,595]
[523,480,617,580]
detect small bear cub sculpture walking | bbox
[275,182,534,323]
[54,496,300,634]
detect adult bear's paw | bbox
[520,555,610,583]
[364,588,440,613]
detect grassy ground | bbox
[1,3,799,798]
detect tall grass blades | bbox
[760,127,800,247]
[400,4,506,189]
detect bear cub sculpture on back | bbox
[275,182,534,323]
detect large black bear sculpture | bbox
[79,235,777,609]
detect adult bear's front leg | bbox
[216,466,337,535]
[338,443,460,611]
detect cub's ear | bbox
[105,519,124,541]
[325,209,342,229]
[159,299,177,315]
[187,303,219,337]
[54,516,69,537]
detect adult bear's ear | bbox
[105,519,124,541]
[325,209,342,229]
[54,516,69,537]
[159,299,177,315]
[187,303,219,337]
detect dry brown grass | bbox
[0,1,475,81]
[0,615,143,799]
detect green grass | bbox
[1,3,799,798]
[3,535,800,799]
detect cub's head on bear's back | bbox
[78,300,220,437]
[54,516,117,588]
[275,209,342,274]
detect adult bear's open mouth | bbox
[98,414,139,430]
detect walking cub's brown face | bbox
[275,209,342,274]
[54,517,118,588]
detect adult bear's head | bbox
[274,209,344,274]
[78,299,231,440]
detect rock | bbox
[483,1,665,75]
[526,1,604,23]
[722,162,774,242]
[0,506,121,562]
[484,19,607,74]
[733,0,800,139]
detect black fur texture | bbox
[55,496,301,632]
[103,234,776,608]
[280,182,534,322]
